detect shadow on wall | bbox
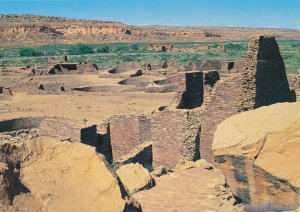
[0,117,44,132]
[175,72,204,109]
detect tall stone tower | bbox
[240,35,294,111]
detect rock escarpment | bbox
[213,102,300,211]
[1,15,300,44]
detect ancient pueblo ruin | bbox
[0,14,300,212]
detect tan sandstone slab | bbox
[117,163,154,194]
[213,102,300,155]
[1,138,127,211]
[213,102,300,210]
[133,168,225,212]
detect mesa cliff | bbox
[1,14,300,45]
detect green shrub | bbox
[211,43,220,48]
[204,51,220,57]
[161,54,171,61]
[19,48,43,57]
[0,52,4,58]
[130,43,139,51]
[97,45,110,53]
[291,43,300,48]
[224,43,246,51]
[37,45,61,56]
[115,44,130,52]
[66,44,94,55]
[122,56,135,62]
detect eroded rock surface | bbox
[117,163,154,194]
[174,159,214,172]
[0,138,139,211]
[1,15,299,44]
[133,167,237,211]
[213,102,300,211]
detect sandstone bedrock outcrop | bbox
[0,138,140,211]
[213,102,300,211]
[116,163,155,194]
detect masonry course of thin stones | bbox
[288,71,300,101]
[240,35,294,111]
[172,71,204,109]
[0,116,97,146]
[100,35,295,169]
[2,35,293,171]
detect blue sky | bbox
[0,0,299,29]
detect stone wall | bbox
[102,35,296,169]
[10,82,71,95]
[220,61,244,74]
[115,141,153,170]
[172,71,204,109]
[107,109,200,169]
[150,109,200,168]
[199,60,222,71]
[240,35,294,111]
[0,116,97,146]
[38,117,97,145]
[0,117,44,132]
[147,44,173,52]
[200,74,242,163]
[108,115,151,161]
[0,87,13,96]
[288,71,300,101]
[96,125,113,163]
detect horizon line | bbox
[1,13,300,31]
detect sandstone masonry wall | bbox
[109,115,151,161]
[0,117,97,147]
[150,110,200,168]
[103,35,295,169]
[240,35,293,111]
[108,109,201,168]
[288,71,300,101]
[172,71,204,109]
[200,74,242,163]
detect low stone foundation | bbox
[0,116,97,146]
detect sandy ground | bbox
[0,74,174,124]
[0,92,173,124]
